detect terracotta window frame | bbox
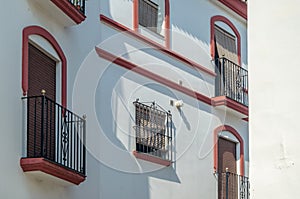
[213,125,245,176]
[22,26,67,107]
[133,0,170,48]
[210,15,241,65]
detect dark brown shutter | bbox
[218,137,237,173]
[139,0,158,32]
[214,25,238,64]
[28,44,56,100]
[218,137,237,199]
[27,44,56,161]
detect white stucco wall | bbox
[0,0,248,199]
[249,0,300,198]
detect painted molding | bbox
[96,47,248,116]
[211,96,248,115]
[133,0,139,31]
[133,0,170,48]
[210,15,242,65]
[22,26,67,108]
[133,151,171,166]
[50,0,86,24]
[100,14,216,77]
[213,125,245,176]
[218,0,247,20]
[95,47,212,105]
[20,158,86,185]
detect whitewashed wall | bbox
[0,0,247,199]
[249,0,300,198]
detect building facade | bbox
[0,0,248,198]
[249,0,300,198]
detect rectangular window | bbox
[138,0,159,33]
[134,101,172,160]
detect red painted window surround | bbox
[133,151,171,166]
[218,0,247,20]
[50,0,86,24]
[100,14,216,77]
[95,47,248,117]
[213,125,245,176]
[133,0,170,48]
[20,158,85,185]
[210,15,242,65]
[22,26,67,108]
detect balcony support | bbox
[20,158,85,185]
[51,0,86,24]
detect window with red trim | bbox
[133,100,173,163]
[138,0,165,35]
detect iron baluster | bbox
[22,95,86,175]
[215,57,248,106]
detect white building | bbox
[0,0,248,198]
[249,0,300,198]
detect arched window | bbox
[210,15,241,65]
[213,125,244,176]
[22,26,67,107]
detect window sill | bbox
[138,24,165,39]
[133,151,172,166]
[20,158,86,185]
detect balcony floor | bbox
[20,157,86,185]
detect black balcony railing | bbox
[22,95,86,176]
[68,0,85,14]
[133,101,173,162]
[219,172,250,199]
[215,57,248,106]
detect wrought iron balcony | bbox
[21,95,86,185]
[219,172,250,199]
[68,0,85,15]
[215,57,248,107]
[133,101,173,165]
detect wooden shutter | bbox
[218,137,238,199]
[28,44,56,100]
[139,0,158,32]
[214,25,238,64]
[27,44,56,161]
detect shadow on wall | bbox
[148,165,181,183]
[84,2,200,198]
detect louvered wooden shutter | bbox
[218,137,238,199]
[214,25,238,64]
[139,0,158,32]
[27,44,56,161]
